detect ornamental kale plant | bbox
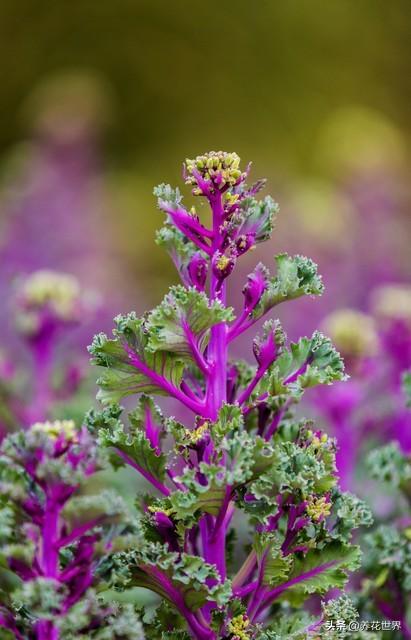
[88,152,372,639]
[0,419,143,638]
[0,270,92,435]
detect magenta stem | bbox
[237,365,267,406]
[115,448,170,496]
[58,517,103,548]
[199,190,229,582]
[35,497,60,640]
[125,346,206,416]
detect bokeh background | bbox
[1,0,410,314]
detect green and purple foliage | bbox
[358,435,411,638]
[0,419,143,638]
[310,292,411,491]
[87,152,371,639]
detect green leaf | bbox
[322,594,359,624]
[362,525,411,593]
[58,592,145,639]
[211,404,244,441]
[248,434,337,513]
[329,492,373,544]
[146,285,234,361]
[252,253,324,321]
[154,183,183,207]
[367,442,411,497]
[254,332,346,408]
[128,395,165,449]
[156,225,205,281]
[89,314,185,403]
[221,431,275,485]
[277,332,346,387]
[94,407,167,483]
[256,611,315,640]
[280,542,361,604]
[116,543,231,610]
[170,464,226,519]
[62,491,128,531]
[254,532,293,586]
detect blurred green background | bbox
[0,0,410,305]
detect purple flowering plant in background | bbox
[0,270,92,436]
[309,284,411,492]
[0,419,144,639]
[87,152,372,638]
[303,301,411,634]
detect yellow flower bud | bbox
[20,270,80,321]
[31,420,78,442]
[306,496,331,522]
[228,614,251,640]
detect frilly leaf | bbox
[89,314,185,403]
[146,285,234,361]
[89,406,167,483]
[154,184,183,208]
[279,542,361,605]
[110,543,231,610]
[254,532,294,586]
[252,254,324,321]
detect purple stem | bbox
[284,360,311,385]
[181,380,204,403]
[159,202,212,254]
[146,565,215,640]
[211,487,232,540]
[226,309,249,343]
[145,404,160,453]
[247,544,271,620]
[58,518,103,548]
[36,622,60,640]
[264,412,281,440]
[125,347,206,416]
[115,448,171,496]
[36,498,60,640]
[257,560,337,618]
[161,202,213,239]
[41,499,59,578]
[234,581,258,598]
[237,365,267,406]
[200,191,229,580]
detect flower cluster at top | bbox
[85,152,373,639]
[184,151,247,195]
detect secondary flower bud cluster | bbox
[15,270,82,336]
